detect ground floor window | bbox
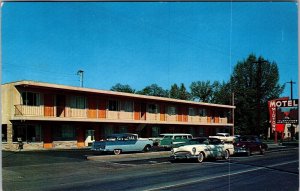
[103,125,114,138]
[2,125,7,142]
[151,126,160,137]
[13,124,43,142]
[53,125,76,141]
[189,127,195,136]
[199,127,205,137]
[119,126,128,134]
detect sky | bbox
[1,2,299,99]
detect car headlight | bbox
[192,147,196,155]
[242,145,246,148]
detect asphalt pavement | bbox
[85,143,294,162]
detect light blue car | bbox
[91,133,153,155]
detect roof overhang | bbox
[10,80,235,109]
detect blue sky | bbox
[2,2,298,98]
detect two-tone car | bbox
[170,138,234,163]
[91,133,153,155]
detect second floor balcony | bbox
[14,104,231,125]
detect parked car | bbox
[91,133,153,155]
[209,133,235,143]
[150,133,193,149]
[233,135,268,156]
[171,137,208,148]
[170,138,235,163]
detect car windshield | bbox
[190,138,207,144]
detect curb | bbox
[86,151,171,162]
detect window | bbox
[13,125,43,142]
[21,92,40,106]
[167,106,177,115]
[199,108,207,117]
[151,127,160,137]
[53,125,75,141]
[70,96,86,109]
[61,125,75,139]
[2,125,7,142]
[188,108,196,116]
[108,100,119,111]
[119,126,127,134]
[120,101,133,112]
[148,104,159,113]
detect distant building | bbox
[1,81,235,150]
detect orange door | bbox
[44,94,54,117]
[87,97,97,118]
[98,100,106,119]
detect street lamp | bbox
[77,70,84,87]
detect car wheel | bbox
[143,145,151,152]
[224,149,230,160]
[197,152,204,163]
[113,149,121,155]
[260,148,266,155]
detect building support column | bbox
[77,127,85,148]
[43,125,53,149]
[94,125,101,141]
[7,123,14,150]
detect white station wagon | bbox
[170,138,234,163]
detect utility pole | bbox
[252,59,268,135]
[232,92,235,136]
[77,70,84,87]
[286,80,296,99]
[286,80,296,140]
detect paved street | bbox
[2,147,299,191]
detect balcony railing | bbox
[15,105,44,116]
[14,105,230,125]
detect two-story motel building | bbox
[1,81,235,150]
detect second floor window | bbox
[148,104,159,114]
[199,108,207,117]
[70,96,86,109]
[188,108,196,116]
[167,106,177,115]
[120,101,133,112]
[108,100,119,111]
[21,92,40,106]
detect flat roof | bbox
[6,80,235,109]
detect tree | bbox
[136,84,169,97]
[169,83,191,100]
[230,54,284,135]
[190,81,213,102]
[110,83,135,93]
[211,81,231,105]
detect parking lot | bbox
[2,144,299,191]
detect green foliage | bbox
[170,83,191,100]
[110,83,135,93]
[230,54,284,135]
[211,81,232,105]
[136,84,169,97]
[190,81,213,102]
